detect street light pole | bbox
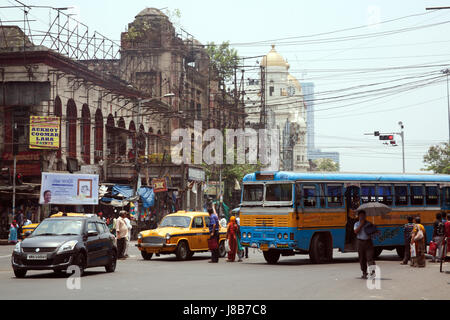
[442,69,450,144]
[398,122,405,174]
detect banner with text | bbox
[29,116,60,149]
[39,172,99,205]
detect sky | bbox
[2,0,450,174]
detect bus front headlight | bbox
[283,233,288,240]
[247,232,252,239]
[277,233,282,239]
[242,232,247,239]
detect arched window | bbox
[54,96,62,159]
[94,109,103,164]
[138,124,146,158]
[106,114,116,161]
[157,129,162,153]
[128,121,136,161]
[148,127,155,155]
[116,117,126,156]
[81,104,91,164]
[66,99,77,158]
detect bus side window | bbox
[377,185,393,206]
[395,185,408,206]
[410,185,424,206]
[445,187,450,207]
[361,185,376,203]
[327,184,343,207]
[295,184,302,208]
[425,185,439,206]
[303,185,317,208]
[319,184,326,208]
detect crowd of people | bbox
[207,203,248,263]
[355,210,450,279]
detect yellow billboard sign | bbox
[29,116,60,149]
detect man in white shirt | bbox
[124,213,132,258]
[115,211,128,259]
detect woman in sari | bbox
[226,216,238,262]
[411,217,426,268]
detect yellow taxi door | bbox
[191,216,205,250]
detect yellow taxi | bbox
[136,211,227,261]
[20,212,93,238]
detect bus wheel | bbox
[310,234,332,264]
[374,247,383,259]
[263,250,280,264]
[396,246,405,259]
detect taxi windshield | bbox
[160,216,191,228]
[32,219,83,236]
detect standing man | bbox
[115,211,128,260]
[354,210,376,279]
[124,213,133,258]
[401,216,415,265]
[208,203,220,263]
[431,213,445,263]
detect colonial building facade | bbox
[244,45,308,171]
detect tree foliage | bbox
[311,158,340,172]
[423,142,450,174]
[205,41,239,81]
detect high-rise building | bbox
[300,82,340,167]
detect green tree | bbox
[312,158,340,172]
[423,142,450,174]
[205,41,239,81]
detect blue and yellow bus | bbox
[239,171,450,264]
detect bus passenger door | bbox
[344,186,360,249]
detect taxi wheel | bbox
[175,241,190,261]
[187,251,194,259]
[13,268,27,278]
[141,251,153,260]
[219,241,227,258]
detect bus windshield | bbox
[242,184,264,202]
[265,183,292,202]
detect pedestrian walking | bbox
[236,217,244,262]
[208,203,220,263]
[8,220,18,244]
[115,211,128,259]
[411,217,426,268]
[354,210,376,279]
[431,213,445,263]
[124,213,132,258]
[226,216,238,262]
[401,216,415,265]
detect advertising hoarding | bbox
[39,172,99,205]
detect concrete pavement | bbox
[0,242,448,300]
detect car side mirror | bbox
[24,231,32,237]
[87,230,98,237]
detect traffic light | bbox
[379,135,394,141]
[15,173,23,185]
[390,140,397,145]
[374,131,380,136]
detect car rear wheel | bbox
[105,250,117,273]
[175,241,190,261]
[141,250,153,260]
[13,268,27,278]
